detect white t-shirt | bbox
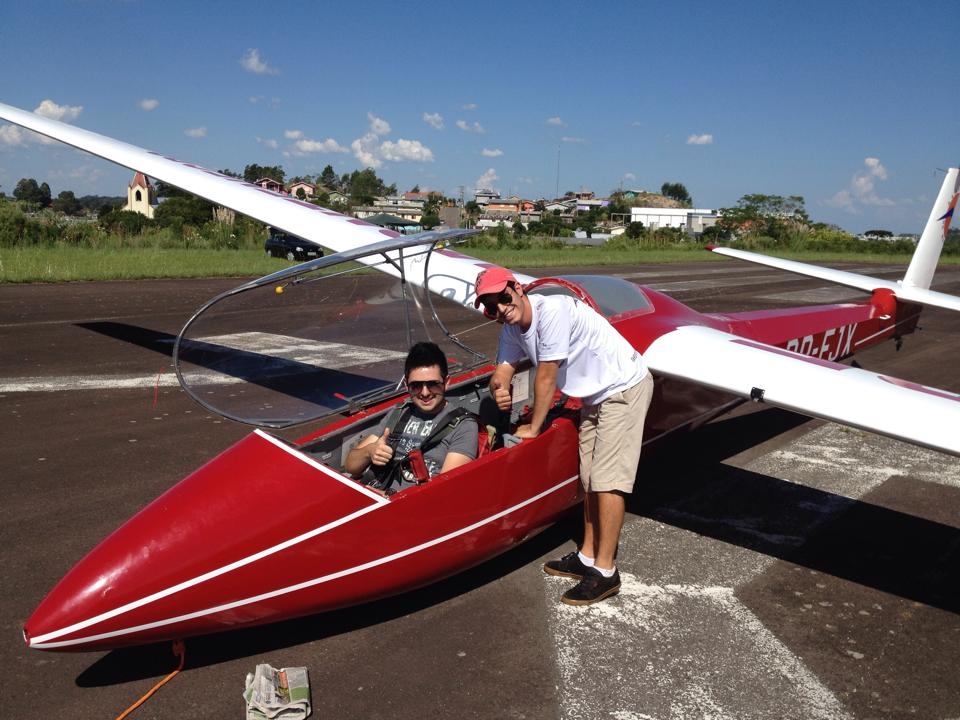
[496,294,647,406]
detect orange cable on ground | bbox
[115,639,186,720]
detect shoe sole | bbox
[560,583,621,606]
[542,564,584,580]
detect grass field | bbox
[0,243,952,284]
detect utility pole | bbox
[555,145,560,200]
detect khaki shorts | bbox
[578,373,653,493]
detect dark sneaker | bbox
[560,567,621,606]
[543,551,591,580]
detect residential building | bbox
[255,178,285,194]
[287,181,316,199]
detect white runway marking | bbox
[546,423,960,718]
[546,575,852,720]
[0,333,406,393]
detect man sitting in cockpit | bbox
[344,342,478,494]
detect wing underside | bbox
[643,325,960,456]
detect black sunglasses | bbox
[481,288,514,318]
[407,379,445,393]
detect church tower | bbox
[124,171,156,218]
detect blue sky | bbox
[0,0,956,233]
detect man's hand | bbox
[369,428,394,466]
[513,423,539,440]
[490,376,512,411]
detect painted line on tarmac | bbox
[0,373,180,393]
[0,333,406,393]
[544,424,959,718]
[545,575,852,720]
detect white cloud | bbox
[352,132,382,168]
[294,137,348,154]
[475,168,498,191]
[285,129,303,140]
[863,157,888,180]
[462,103,478,111]
[35,99,82,121]
[257,137,279,149]
[0,124,27,146]
[828,189,855,212]
[687,133,714,145]
[623,172,636,181]
[481,148,503,157]
[381,139,434,162]
[368,112,391,135]
[455,119,485,134]
[546,116,565,126]
[347,114,433,167]
[184,127,207,138]
[561,136,587,144]
[423,112,444,130]
[828,157,895,213]
[240,48,279,75]
[138,98,160,111]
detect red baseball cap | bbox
[473,267,518,307]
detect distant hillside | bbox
[628,192,686,209]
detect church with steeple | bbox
[123,171,156,218]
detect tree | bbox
[154,195,215,229]
[101,209,150,235]
[736,193,807,221]
[319,164,338,190]
[605,192,630,217]
[13,178,51,207]
[420,211,440,230]
[626,221,645,239]
[660,182,692,207]
[242,164,285,184]
[343,168,393,205]
[864,229,893,239]
[52,190,83,216]
[717,193,809,239]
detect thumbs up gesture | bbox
[370,427,394,467]
[490,376,512,412]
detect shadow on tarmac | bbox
[631,408,960,615]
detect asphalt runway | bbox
[1,259,959,719]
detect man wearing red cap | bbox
[474,266,653,606]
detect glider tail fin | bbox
[902,166,959,290]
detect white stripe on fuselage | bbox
[30,470,580,649]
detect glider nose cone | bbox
[22,430,385,651]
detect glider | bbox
[1,101,957,652]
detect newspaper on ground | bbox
[243,663,311,720]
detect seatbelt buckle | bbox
[406,449,429,483]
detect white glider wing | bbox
[0,101,523,306]
[707,246,960,313]
[644,325,960,456]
